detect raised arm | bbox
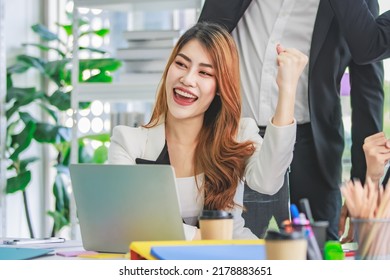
[328,0,390,63]
[273,44,308,126]
[243,45,307,195]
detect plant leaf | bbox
[6,88,45,119]
[16,55,46,74]
[38,102,59,123]
[6,86,38,102]
[34,123,71,143]
[9,121,37,161]
[80,133,110,143]
[79,102,91,110]
[47,211,69,234]
[31,23,60,41]
[6,120,20,147]
[59,24,73,37]
[49,173,70,232]
[85,72,113,83]
[22,43,66,58]
[7,62,30,74]
[92,145,108,163]
[78,145,93,163]
[79,58,122,72]
[55,163,70,176]
[44,59,71,87]
[19,157,40,172]
[7,73,13,89]
[80,28,110,38]
[48,89,71,111]
[79,46,107,54]
[19,111,38,124]
[6,171,32,193]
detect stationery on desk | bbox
[130,240,265,260]
[2,237,65,245]
[0,247,54,260]
[0,237,65,260]
[0,238,85,260]
[289,204,323,260]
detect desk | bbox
[0,239,125,260]
[0,238,357,260]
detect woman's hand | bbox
[276,44,308,96]
[272,44,308,126]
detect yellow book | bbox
[129,239,264,260]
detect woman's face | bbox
[165,39,217,122]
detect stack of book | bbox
[116,29,180,85]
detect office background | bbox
[0,0,389,239]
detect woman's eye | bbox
[200,71,213,77]
[175,61,186,68]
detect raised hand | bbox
[272,44,308,127]
[363,132,390,185]
[276,44,308,98]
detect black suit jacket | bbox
[198,0,385,188]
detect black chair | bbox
[242,173,290,238]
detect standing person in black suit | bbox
[198,0,388,240]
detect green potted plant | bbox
[5,14,121,237]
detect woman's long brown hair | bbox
[144,22,255,210]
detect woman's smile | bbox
[173,87,198,106]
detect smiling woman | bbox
[165,39,217,121]
[108,21,308,241]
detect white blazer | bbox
[108,117,296,239]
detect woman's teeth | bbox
[175,89,197,100]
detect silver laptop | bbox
[69,164,185,253]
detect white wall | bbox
[4,0,45,238]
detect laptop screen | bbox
[70,164,185,253]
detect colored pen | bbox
[290,204,322,260]
[290,204,301,225]
[299,198,315,224]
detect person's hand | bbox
[272,44,308,126]
[363,132,390,184]
[338,203,354,244]
[275,44,308,97]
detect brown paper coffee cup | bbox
[199,210,233,240]
[265,239,307,260]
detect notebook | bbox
[69,164,185,253]
[150,244,266,260]
[0,247,54,260]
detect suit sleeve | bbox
[108,126,146,164]
[198,0,250,33]
[383,167,390,186]
[328,0,390,63]
[348,0,385,183]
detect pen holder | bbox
[281,221,323,260]
[264,230,307,260]
[351,218,390,260]
[311,220,329,252]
